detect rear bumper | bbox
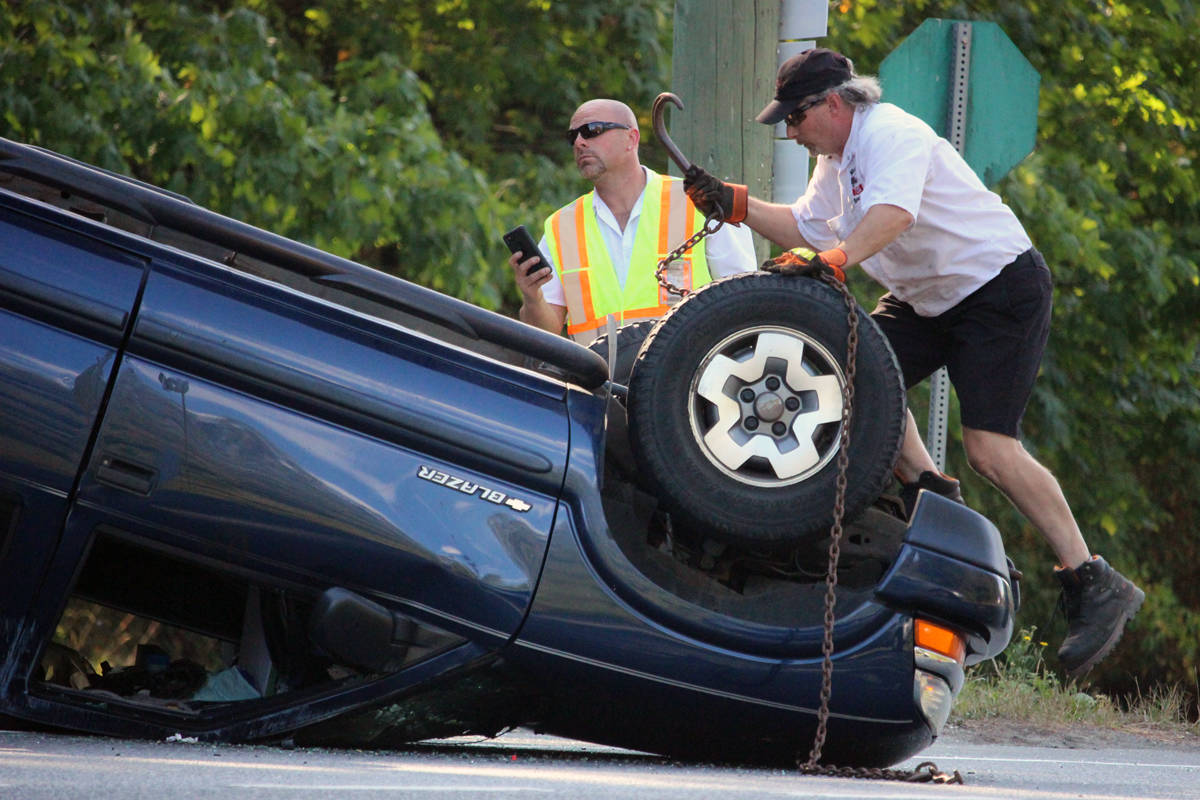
[876,492,1016,665]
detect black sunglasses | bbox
[785,96,827,127]
[566,121,631,146]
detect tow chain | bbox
[655,215,723,297]
[797,276,963,786]
[799,274,857,772]
[649,90,961,783]
[658,233,962,783]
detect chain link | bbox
[800,274,858,770]
[800,761,964,784]
[796,275,963,786]
[655,215,724,297]
[658,232,960,783]
[655,144,961,783]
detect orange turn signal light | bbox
[915,619,966,664]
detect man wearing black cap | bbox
[683,48,1143,680]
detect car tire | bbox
[589,321,657,482]
[588,319,657,388]
[626,273,905,548]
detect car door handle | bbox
[95,456,158,495]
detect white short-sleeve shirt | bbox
[540,167,757,307]
[791,103,1032,317]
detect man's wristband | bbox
[726,183,748,224]
[817,247,848,268]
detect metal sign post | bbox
[879,19,1040,470]
[925,22,973,470]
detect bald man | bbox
[509,98,756,344]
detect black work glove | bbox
[683,165,748,223]
[761,251,845,282]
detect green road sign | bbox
[879,19,1040,186]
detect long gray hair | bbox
[833,75,883,107]
[805,74,882,109]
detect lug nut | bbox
[744,417,759,431]
[772,421,787,436]
[740,388,756,402]
[785,397,800,411]
[765,376,781,391]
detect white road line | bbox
[911,754,1200,769]
[232,785,553,793]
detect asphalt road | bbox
[1,727,1198,799]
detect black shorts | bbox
[870,249,1052,437]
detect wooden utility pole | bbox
[668,1,779,260]
[669,1,829,260]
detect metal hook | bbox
[652,92,692,173]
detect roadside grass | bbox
[951,628,1200,737]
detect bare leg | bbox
[961,426,1090,569]
[894,408,939,483]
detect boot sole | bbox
[1064,588,1146,680]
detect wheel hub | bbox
[751,392,784,422]
[691,327,845,486]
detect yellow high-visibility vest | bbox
[544,172,712,344]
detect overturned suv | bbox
[0,138,1013,767]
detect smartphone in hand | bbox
[503,225,550,277]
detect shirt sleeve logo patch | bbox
[849,165,864,202]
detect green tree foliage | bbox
[827,0,1199,697]
[0,0,673,307]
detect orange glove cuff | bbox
[816,247,847,282]
[817,247,848,267]
[726,183,748,224]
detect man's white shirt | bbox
[791,103,1031,317]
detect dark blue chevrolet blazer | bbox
[0,137,1013,767]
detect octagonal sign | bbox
[879,19,1040,186]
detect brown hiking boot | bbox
[1055,556,1144,679]
[898,471,963,519]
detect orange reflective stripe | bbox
[566,316,608,337]
[549,207,566,281]
[550,197,595,330]
[573,199,595,321]
[659,177,693,259]
[621,305,671,321]
[655,179,699,305]
[658,178,672,258]
[548,172,713,345]
[684,184,696,239]
[569,305,664,340]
